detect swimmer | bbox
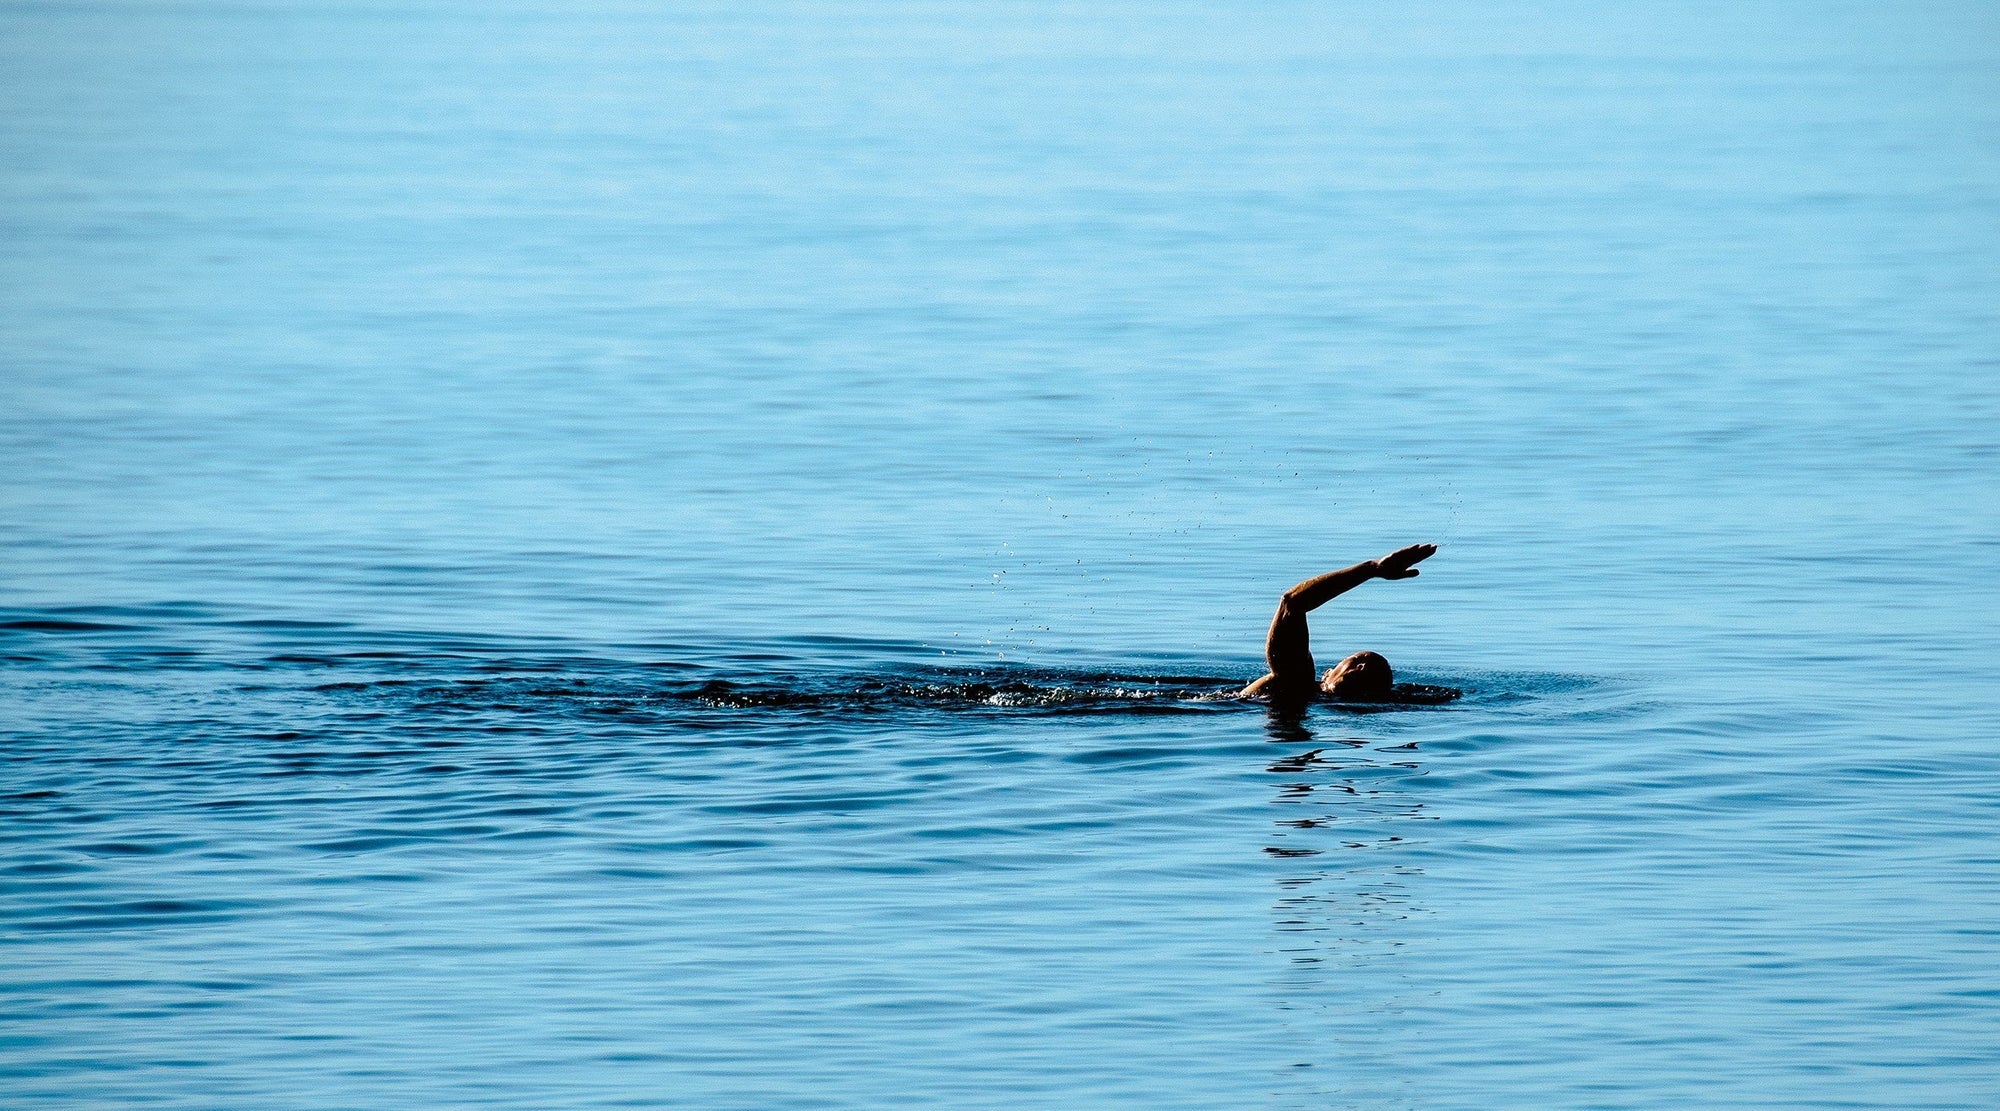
[1241,543,1450,703]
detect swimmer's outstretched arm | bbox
[1284,542,1434,611]
[1248,543,1437,696]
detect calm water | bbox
[5,2,1999,1107]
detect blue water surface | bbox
[4,2,1999,1108]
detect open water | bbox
[4,2,1999,1107]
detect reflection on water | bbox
[1262,713,1435,1100]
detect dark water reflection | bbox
[1253,712,1440,1106]
[1262,715,1433,1042]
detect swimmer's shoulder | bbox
[1238,679,1461,705]
[1238,673,1318,702]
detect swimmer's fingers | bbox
[1376,543,1437,579]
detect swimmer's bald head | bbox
[1322,651,1392,701]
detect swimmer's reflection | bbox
[1261,701,1315,745]
[1261,711,1431,1077]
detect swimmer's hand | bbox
[1373,543,1436,580]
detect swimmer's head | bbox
[1322,651,1392,701]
